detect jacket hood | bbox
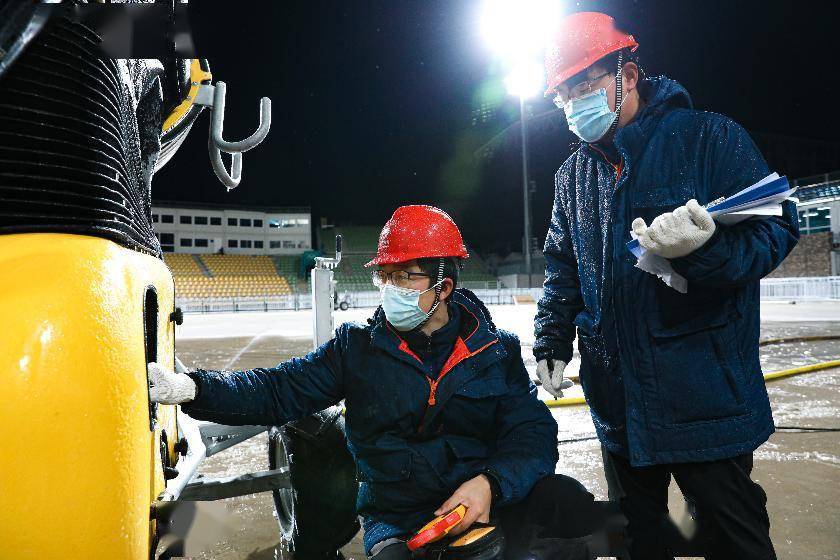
[579,75,692,156]
[636,75,692,120]
[592,75,694,161]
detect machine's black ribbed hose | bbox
[0,15,161,256]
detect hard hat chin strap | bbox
[415,258,446,331]
[609,51,624,136]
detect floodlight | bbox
[480,0,562,64]
[504,60,544,99]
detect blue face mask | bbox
[563,84,625,143]
[381,281,442,332]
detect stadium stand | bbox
[324,235,500,290]
[173,274,292,298]
[332,253,375,291]
[164,228,502,300]
[163,253,204,276]
[273,255,298,274]
[272,255,308,292]
[333,226,381,254]
[202,254,277,276]
[459,250,501,286]
[165,254,293,299]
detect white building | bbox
[151,201,311,255]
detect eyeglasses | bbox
[371,269,432,289]
[551,71,613,109]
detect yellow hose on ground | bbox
[544,395,588,407]
[762,359,840,381]
[544,359,840,408]
[759,335,840,347]
[560,336,840,384]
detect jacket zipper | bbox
[426,377,440,406]
[416,339,498,433]
[585,144,625,340]
[609,145,639,458]
[417,378,443,433]
[417,361,460,433]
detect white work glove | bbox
[147,362,196,404]
[632,199,716,259]
[536,358,572,398]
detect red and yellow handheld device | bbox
[406,504,468,551]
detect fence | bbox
[330,280,507,292]
[177,295,304,314]
[176,287,546,314]
[759,276,840,300]
[175,278,840,313]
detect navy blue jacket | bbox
[183,289,558,541]
[534,76,799,466]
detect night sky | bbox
[153,1,840,254]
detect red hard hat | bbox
[365,205,469,267]
[544,12,638,95]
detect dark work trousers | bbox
[603,448,776,560]
[369,474,626,559]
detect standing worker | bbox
[149,205,617,559]
[534,11,798,560]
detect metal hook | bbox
[205,91,242,190]
[193,80,271,189]
[209,81,271,153]
[209,139,242,190]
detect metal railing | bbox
[175,278,840,313]
[759,276,840,300]
[175,287,545,314]
[329,280,507,292]
[177,295,306,313]
[793,171,840,189]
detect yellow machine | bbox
[0,4,271,558]
[0,234,179,558]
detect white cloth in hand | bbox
[536,358,572,398]
[148,361,196,404]
[632,199,716,259]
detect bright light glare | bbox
[480,0,562,63]
[504,61,545,99]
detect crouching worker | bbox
[148,205,622,559]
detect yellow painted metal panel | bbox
[0,233,178,559]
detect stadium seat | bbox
[166,237,502,300]
[169,254,293,299]
[163,253,203,276]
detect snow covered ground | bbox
[173,300,840,560]
[176,300,840,402]
[177,300,840,341]
[176,303,575,399]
